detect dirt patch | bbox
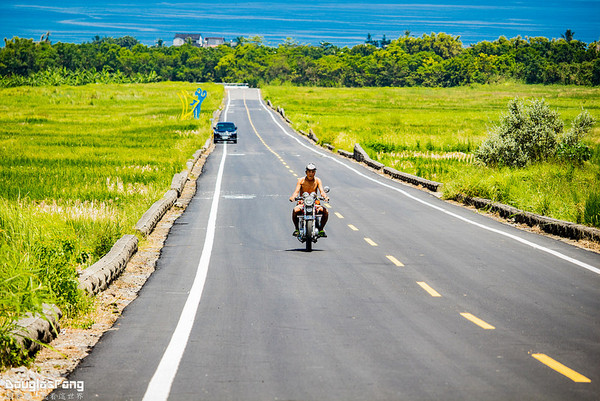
[0,146,212,401]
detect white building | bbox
[205,37,225,47]
[173,33,203,47]
[173,34,226,48]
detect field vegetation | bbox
[0,82,223,366]
[262,83,600,227]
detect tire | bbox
[305,220,313,252]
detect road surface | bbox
[52,87,600,400]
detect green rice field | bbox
[262,83,600,228]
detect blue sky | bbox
[1,1,599,47]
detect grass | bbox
[0,82,223,366]
[262,83,600,227]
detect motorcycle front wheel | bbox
[305,220,313,252]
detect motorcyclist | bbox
[289,163,329,237]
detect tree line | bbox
[1,32,599,87]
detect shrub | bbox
[476,98,594,167]
[557,109,595,165]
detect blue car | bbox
[213,122,237,143]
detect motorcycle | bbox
[294,186,330,251]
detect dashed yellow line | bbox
[460,313,495,330]
[532,354,591,383]
[244,97,283,162]
[417,281,442,297]
[335,212,344,219]
[243,96,304,183]
[348,224,359,231]
[386,255,405,267]
[364,237,378,246]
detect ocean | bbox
[1,0,599,47]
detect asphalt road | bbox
[53,87,600,401]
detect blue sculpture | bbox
[178,88,208,120]
[191,88,207,119]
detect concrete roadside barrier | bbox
[337,149,353,158]
[383,166,442,192]
[171,170,190,196]
[134,190,178,237]
[12,304,62,357]
[456,195,600,243]
[78,234,139,295]
[353,143,385,170]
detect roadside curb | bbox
[11,304,62,358]
[78,234,139,296]
[266,97,599,245]
[134,190,179,237]
[455,194,600,243]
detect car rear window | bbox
[217,122,235,130]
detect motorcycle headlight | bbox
[304,197,314,207]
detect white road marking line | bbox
[348,224,359,231]
[258,92,600,276]
[335,212,344,219]
[143,95,230,401]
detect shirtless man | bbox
[289,163,329,237]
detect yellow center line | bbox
[532,354,591,383]
[417,281,442,297]
[335,212,344,219]
[243,96,283,161]
[348,224,359,231]
[386,255,405,267]
[460,313,495,329]
[243,96,300,180]
[364,237,378,246]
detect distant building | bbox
[173,33,203,47]
[173,34,226,48]
[205,37,225,47]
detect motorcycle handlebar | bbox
[292,196,329,202]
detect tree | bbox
[116,36,139,49]
[365,33,378,46]
[380,35,391,48]
[562,29,575,42]
[234,36,246,47]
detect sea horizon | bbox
[1,0,599,48]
